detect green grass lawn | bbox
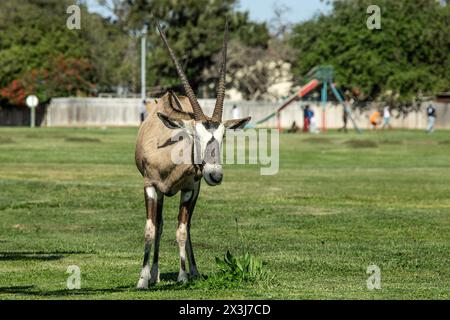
[0,127,449,299]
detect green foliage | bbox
[178,251,269,290]
[109,0,270,94]
[290,0,450,102]
[0,55,96,106]
[0,0,87,89]
[214,251,267,283]
[0,0,135,104]
[0,0,269,104]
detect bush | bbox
[215,250,266,283]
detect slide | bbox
[254,79,320,126]
[277,79,320,113]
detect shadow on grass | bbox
[0,250,94,261]
[0,137,15,144]
[0,285,133,296]
[0,273,216,297]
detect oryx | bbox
[135,21,251,288]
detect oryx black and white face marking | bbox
[157,110,251,187]
[194,122,225,186]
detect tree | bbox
[1,55,96,106]
[0,0,131,106]
[204,38,295,101]
[97,0,270,96]
[290,0,450,105]
[0,0,271,106]
[201,2,297,101]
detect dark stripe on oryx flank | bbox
[157,132,186,149]
[158,137,181,149]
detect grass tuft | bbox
[65,137,102,143]
[344,139,378,148]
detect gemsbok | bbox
[135,21,251,288]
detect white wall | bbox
[43,97,450,130]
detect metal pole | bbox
[321,82,328,132]
[141,25,147,101]
[30,108,35,128]
[276,112,281,132]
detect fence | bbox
[41,97,450,129]
[0,106,46,126]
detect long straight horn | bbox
[156,22,207,121]
[211,20,229,123]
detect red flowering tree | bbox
[0,55,97,107]
[0,80,27,107]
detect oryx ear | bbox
[224,117,251,130]
[157,112,184,129]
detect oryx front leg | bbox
[176,190,193,283]
[185,182,200,278]
[137,186,161,289]
[150,196,164,285]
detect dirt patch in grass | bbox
[380,139,403,145]
[25,134,69,140]
[438,140,450,145]
[195,242,216,249]
[0,137,15,144]
[303,137,334,144]
[65,137,102,143]
[344,139,378,148]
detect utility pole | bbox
[26,95,39,128]
[141,24,148,101]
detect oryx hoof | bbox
[150,267,160,284]
[137,266,150,289]
[137,277,148,289]
[189,268,200,279]
[177,271,189,284]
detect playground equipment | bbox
[255,66,361,133]
[254,79,319,127]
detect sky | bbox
[237,0,330,24]
[86,0,330,24]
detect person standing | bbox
[426,103,436,133]
[140,99,148,123]
[338,108,348,132]
[339,95,352,133]
[309,109,318,134]
[287,121,299,133]
[303,105,311,132]
[232,104,240,119]
[382,105,392,130]
[370,110,381,130]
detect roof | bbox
[436,93,450,103]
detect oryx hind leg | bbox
[150,193,164,284]
[177,182,200,283]
[137,186,163,289]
